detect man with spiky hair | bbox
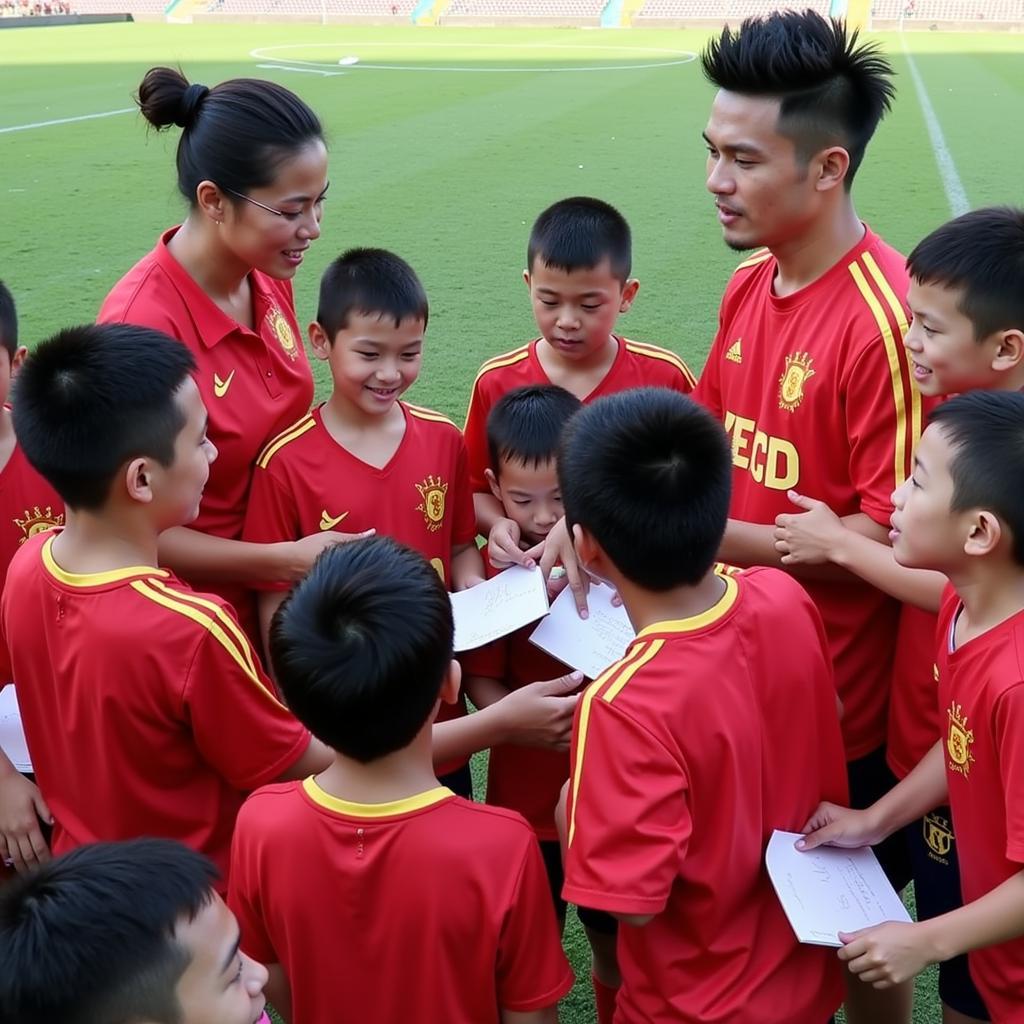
[694,12,929,1023]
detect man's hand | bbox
[287,528,375,581]
[499,672,584,750]
[797,801,887,852]
[839,921,938,988]
[774,491,847,566]
[0,770,51,872]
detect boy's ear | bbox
[964,509,1003,559]
[10,346,27,374]
[194,180,229,224]
[308,321,331,361]
[571,522,604,575]
[522,269,531,290]
[123,457,156,506]
[439,659,462,706]
[813,146,851,193]
[991,328,1024,373]
[619,278,640,313]
[484,467,503,503]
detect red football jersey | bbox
[242,402,476,589]
[461,555,575,840]
[0,440,63,600]
[695,228,932,759]
[937,588,1024,1022]
[887,604,941,778]
[98,228,315,634]
[463,336,696,493]
[0,532,310,885]
[563,568,847,1024]
[228,779,574,1024]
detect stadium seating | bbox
[66,0,167,13]
[870,0,1024,20]
[441,0,606,19]
[208,0,413,14]
[634,0,829,19]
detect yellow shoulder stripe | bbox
[623,341,698,386]
[129,580,281,705]
[473,345,531,382]
[405,403,457,428]
[735,250,772,271]
[256,415,316,470]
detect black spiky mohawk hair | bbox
[702,9,896,187]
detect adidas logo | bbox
[726,339,742,364]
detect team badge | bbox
[14,504,64,544]
[946,701,975,777]
[415,475,448,532]
[778,352,815,412]
[923,811,954,861]
[266,306,299,361]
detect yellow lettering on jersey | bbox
[724,411,800,491]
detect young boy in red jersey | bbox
[800,390,1024,1024]
[775,207,1024,1024]
[242,247,484,796]
[462,197,696,582]
[0,281,64,874]
[229,536,573,1024]
[694,15,928,1020]
[555,388,847,1024]
[0,838,270,1024]
[0,323,328,886]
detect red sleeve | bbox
[452,436,477,547]
[227,801,278,963]
[184,618,309,790]
[463,374,493,495]
[241,464,300,591]
[993,683,1024,864]
[563,697,689,916]
[496,831,574,1011]
[841,338,917,526]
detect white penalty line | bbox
[0,107,135,135]
[899,33,969,216]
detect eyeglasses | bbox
[222,185,327,222]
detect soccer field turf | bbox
[2,19,1022,1023]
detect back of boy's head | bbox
[528,197,632,283]
[558,388,732,590]
[930,390,1024,567]
[907,207,1024,341]
[316,247,429,340]
[0,838,218,1024]
[0,280,17,359]
[13,323,196,511]
[487,384,582,475]
[270,535,454,762]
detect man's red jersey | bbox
[242,402,475,590]
[695,229,930,759]
[0,440,63,600]
[937,588,1024,1023]
[0,532,309,884]
[463,336,696,492]
[228,779,573,1024]
[563,568,847,1024]
[887,605,941,778]
[99,228,315,634]
[461,555,573,840]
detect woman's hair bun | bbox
[136,66,208,131]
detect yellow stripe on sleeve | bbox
[848,259,910,491]
[256,415,316,470]
[734,250,773,271]
[473,345,531,380]
[405,403,458,428]
[623,342,698,386]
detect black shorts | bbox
[847,745,913,893]
[908,806,990,1020]
[438,763,474,800]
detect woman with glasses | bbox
[99,67,352,642]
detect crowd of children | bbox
[0,7,1023,1024]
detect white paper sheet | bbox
[529,581,635,679]
[766,830,912,947]
[0,686,32,773]
[450,565,549,652]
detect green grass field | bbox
[2,19,1023,1023]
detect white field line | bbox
[0,107,134,135]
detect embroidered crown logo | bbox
[14,505,65,544]
[415,476,448,532]
[778,352,815,412]
[267,307,298,361]
[946,701,975,777]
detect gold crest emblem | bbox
[923,811,954,861]
[266,306,298,361]
[14,504,64,544]
[778,352,815,412]
[415,475,448,532]
[946,701,975,776]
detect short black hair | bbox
[559,388,731,590]
[0,280,16,358]
[0,839,219,1024]
[907,207,1024,341]
[487,384,582,475]
[12,324,196,510]
[701,10,895,186]
[316,248,429,340]
[270,536,453,762]
[528,197,632,283]
[137,66,324,207]
[929,391,1024,568]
